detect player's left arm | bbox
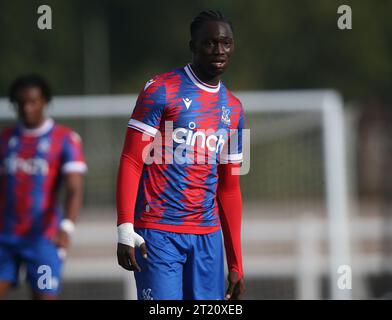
[217,103,246,300]
[54,131,87,249]
[217,163,245,300]
[55,172,84,249]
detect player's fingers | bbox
[61,233,70,248]
[238,281,246,299]
[57,236,68,249]
[225,281,235,300]
[232,281,246,300]
[117,252,132,271]
[118,256,131,270]
[52,234,60,246]
[117,246,133,271]
[128,246,141,272]
[140,242,148,259]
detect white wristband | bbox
[117,222,145,248]
[60,219,75,235]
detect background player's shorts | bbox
[0,237,63,296]
[134,228,224,300]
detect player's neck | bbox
[189,63,220,87]
[21,117,47,130]
[19,117,54,137]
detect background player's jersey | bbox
[128,64,245,234]
[0,118,87,242]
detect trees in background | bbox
[0,0,391,101]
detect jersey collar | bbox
[19,118,54,137]
[184,64,221,93]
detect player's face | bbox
[14,86,47,128]
[191,21,234,78]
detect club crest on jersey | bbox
[221,106,231,125]
[38,138,50,153]
[142,288,153,300]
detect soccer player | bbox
[116,10,245,300]
[0,75,87,300]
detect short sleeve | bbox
[127,77,166,137]
[61,131,88,174]
[220,105,245,164]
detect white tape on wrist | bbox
[60,219,75,235]
[117,222,145,247]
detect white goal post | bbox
[0,90,352,300]
[239,90,352,299]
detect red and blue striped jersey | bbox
[0,118,87,241]
[128,64,244,234]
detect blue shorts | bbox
[134,228,224,300]
[0,237,63,296]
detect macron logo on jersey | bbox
[183,97,192,110]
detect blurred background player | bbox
[116,10,245,300]
[0,75,87,300]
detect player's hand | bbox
[52,219,75,260]
[225,271,245,300]
[117,223,147,272]
[53,229,71,249]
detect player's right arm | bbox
[116,129,151,271]
[116,77,166,272]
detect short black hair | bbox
[9,74,52,103]
[190,10,233,40]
